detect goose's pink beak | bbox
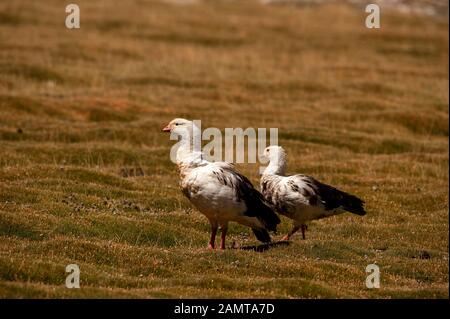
[162,125,171,132]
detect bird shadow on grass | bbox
[232,240,291,252]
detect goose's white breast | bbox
[180,164,246,220]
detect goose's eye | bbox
[175,123,180,126]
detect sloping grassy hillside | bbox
[0,0,448,298]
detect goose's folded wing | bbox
[211,163,280,230]
[290,175,366,214]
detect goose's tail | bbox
[251,228,271,243]
[342,193,366,216]
[255,200,281,232]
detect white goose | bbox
[162,118,280,249]
[261,146,366,240]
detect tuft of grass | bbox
[0,63,64,83]
[0,12,21,25]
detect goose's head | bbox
[163,118,203,165]
[261,145,287,175]
[162,118,193,136]
[263,145,286,162]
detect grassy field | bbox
[0,0,448,298]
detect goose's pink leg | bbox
[208,224,218,249]
[220,226,228,250]
[301,224,308,240]
[282,225,301,241]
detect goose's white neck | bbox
[175,127,204,167]
[263,154,287,176]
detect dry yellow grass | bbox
[0,0,448,298]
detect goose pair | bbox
[162,118,366,248]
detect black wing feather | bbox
[298,175,366,216]
[215,166,281,232]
